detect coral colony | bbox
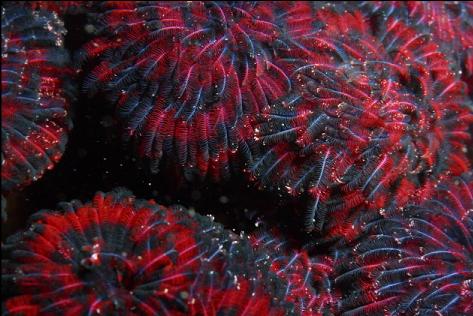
[1,2,472,316]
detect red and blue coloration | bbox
[250,230,337,315]
[358,1,473,96]
[79,1,293,181]
[1,5,72,193]
[250,4,473,235]
[335,172,473,315]
[1,189,297,315]
[18,1,92,17]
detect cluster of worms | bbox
[361,1,473,93]
[336,173,473,315]
[250,230,336,315]
[1,1,472,316]
[1,4,73,194]
[252,2,472,236]
[78,1,295,181]
[2,190,298,315]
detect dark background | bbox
[2,12,309,248]
[3,11,472,252]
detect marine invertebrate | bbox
[335,173,473,315]
[79,1,292,180]
[20,1,92,16]
[250,230,337,315]
[358,1,473,97]
[2,189,296,315]
[250,5,473,235]
[1,5,72,193]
